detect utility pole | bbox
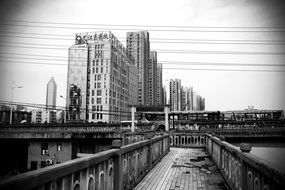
[60,95,67,123]
[10,81,23,124]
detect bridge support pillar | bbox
[164,106,169,131]
[131,106,136,132]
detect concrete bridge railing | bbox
[0,134,170,190]
[206,134,285,190]
[169,132,206,147]
[175,127,285,137]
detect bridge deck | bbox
[135,148,227,190]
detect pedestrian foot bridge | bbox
[1,129,285,190]
[135,147,226,190]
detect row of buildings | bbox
[66,31,166,123]
[2,31,205,125]
[0,77,62,124]
[169,79,205,112]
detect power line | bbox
[1,20,285,32]
[1,55,285,67]
[2,22,285,32]
[160,61,285,67]
[2,51,285,66]
[3,20,285,28]
[163,68,285,72]
[0,33,72,41]
[1,30,285,44]
[0,101,133,116]
[2,38,285,46]
[0,59,284,72]
[1,44,285,55]
[1,32,285,44]
[0,40,68,47]
[0,52,67,58]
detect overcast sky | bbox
[0,0,284,111]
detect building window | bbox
[92,90,94,96]
[41,143,48,155]
[30,161,38,171]
[97,98,101,104]
[41,161,47,168]
[97,90,102,96]
[57,143,62,151]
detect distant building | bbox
[169,79,182,111]
[163,85,167,105]
[148,51,157,105]
[26,139,114,171]
[182,87,193,111]
[67,31,139,123]
[31,109,57,124]
[126,31,150,105]
[192,94,205,111]
[156,63,163,105]
[27,142,72,171]
[169,78,205,111]
[56,110,65,123]
[46,77,57,110]
[201,97,205,111]
[0,105,31,124]
[193,93,198,111]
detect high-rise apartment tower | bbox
[126,31,150,105]
[66,31,139,123]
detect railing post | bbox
[146,134,153,167]
[211,133,215,156]
[164,106,169,131]
[219,136,225,169]
[112,140,123,190]
[131,106,136,133]
[240,143,251,190]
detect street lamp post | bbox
[59,95,67,123]
[10,81,23,124]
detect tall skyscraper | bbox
[201,97,205,111]
[126,31,150,105]
[182,87,193,111]
[169,79,182,111]
[193,93,205,111]
[148,51,157,105]
[67,31,138,123]
[156,62,163,105]
[46,77,57,110]
[163,85,167,105]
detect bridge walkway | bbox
[135,148,227,190]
